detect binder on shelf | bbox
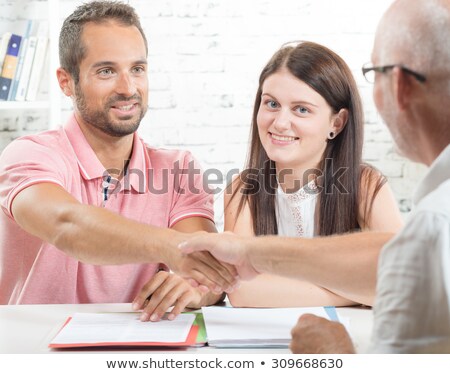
[10,20,34,101]
[15,36,37,102]
[0,34,22,101]
[25,22,48,102]
[0,32,12,76]
[8,38,28,101]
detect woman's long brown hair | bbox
[230,41,385,236]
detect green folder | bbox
[182,311,207,346]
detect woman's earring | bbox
[328,131,336,140]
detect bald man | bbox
[290,0,450,353]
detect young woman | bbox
[225,41,403,307]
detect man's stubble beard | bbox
[74,83,146,137]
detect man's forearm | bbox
[12,183,180,266]
[248,232,394,305]
[51,203,179,265]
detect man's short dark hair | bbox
[59,0,148,84]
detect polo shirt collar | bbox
[63,113,147,193]
[414,144,450,204]
[124,131,148,193]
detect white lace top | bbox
[275,179,319,238]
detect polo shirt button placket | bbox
[101,175,112,207]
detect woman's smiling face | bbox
[257,68,337,172]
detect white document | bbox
[202,306,331,348]
[50,312,195,345]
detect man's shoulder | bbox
[0,128,68,163]
[416,179,450,218]
[386,179,450,258]
[405,180,450,241]
[382,179,450,256]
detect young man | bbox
[180,0,450,353]
[0,1,237,322]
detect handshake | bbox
[131,232,260,323]
[175,232,259,293]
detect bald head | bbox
[372,0,450,164]
[374,0,450,78]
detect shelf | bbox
[0,101,50,111]
[1,0,61,128]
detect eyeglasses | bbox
[362,63,426,84]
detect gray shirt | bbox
[369,145,450,353]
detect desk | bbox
[0,303,373,353]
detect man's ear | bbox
[392,66,412,111]
[331,108,349,135]
[56,67,74,97]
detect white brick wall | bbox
[0,0,427,229]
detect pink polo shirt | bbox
[0,114,214,304]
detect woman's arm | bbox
[229,273,357,307]
[224,180,356,308]
[358,173,404,232]
[223,178,254,235]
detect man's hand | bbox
[164,232,240,294]
[132,271,205,322]
[290,314,355,354]
[178,232,259,281]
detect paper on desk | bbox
[202,306,330,348]
[49,312,195,347]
